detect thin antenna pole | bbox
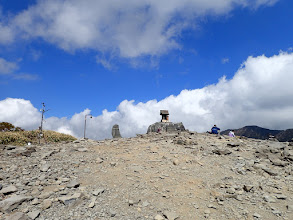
[39,103,49,144]
[40,103,45,134]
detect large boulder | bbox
[112,124,122,138]
[147,122,185,133]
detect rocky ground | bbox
[0,131,293,220]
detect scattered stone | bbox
[67,179,80,188]
[31,198,40,205]
[253,213,261,218]
[0,185,17,195]
[275,194,287,200]
[212,148,232,155]
[154,214,165,220]
[58,193,82,205]
[42,199,52,209]
[0,195,32,213]
[27,210,40,220]
[163,211,179,220]
[92,188,105,196]
[5,212,29,220]
[227,142,240,147]
[287,204,293,211]
[243,185,254,192]
[88,198,96,208]
[263,195,276,203]
[77,148,88,152]
[96,157,104,164]
[173,159,179,165]
[0,131,292,219]
[40,164,50,172]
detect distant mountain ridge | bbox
[222,125,293,142]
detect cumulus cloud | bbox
[1,52,293,140]
[0,0,279,60]
[0,98,41,129]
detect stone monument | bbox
[112,124,122,138]
[147,110,185,133]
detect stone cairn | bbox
[147,110,186,133]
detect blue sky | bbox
[1,0,293,139]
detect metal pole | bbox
[39,103,49,144]
[84,115,87,139]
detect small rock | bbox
[154,214,164,220]
[0,185,18,195]
[5,212,29,220]
[226,188,235,194]
[173,159,179,165]
[142,201,149,207]
[0,195,32,212]
[40,164,50,172]
[163,211,179,220]
[92,188,105,196]
[31,198,40,205]
[286,204,293,211]
[109,209,116,217]
[204,209,211,214]
[88,198,96,208]
[110,162,117,166]
[253,213,261,218]
[275,194,287,200]
[212,148,232,155]
[42,199,52,209]
[58,193,82,205]
[96,158,104,164]
[77,148,88,152]
[27,210,40,219]
[67,179,80,188]
[263,195,276,203]
[243,185,254,192]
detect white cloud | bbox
[0,57,38,80]
[12,73,39,80]
[222,58,229,64]
[96,56,114,71]
[1,52,293,140]
[0,0,279,60]
[0,58,18,75]
[0,98,41,129]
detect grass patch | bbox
[0,130,77,146]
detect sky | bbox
[1,0,293,139]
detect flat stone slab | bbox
[58,193,82,205]
[67,179,80,188]
[0,195,32,213]
[0,185,17,195]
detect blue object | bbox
[211,126,220,134]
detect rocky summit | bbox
[0,132,293,220]
[147,122,185,133]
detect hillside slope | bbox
[0,132,293,219]
[222,126,290,141]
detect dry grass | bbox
[0,130,77,146]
